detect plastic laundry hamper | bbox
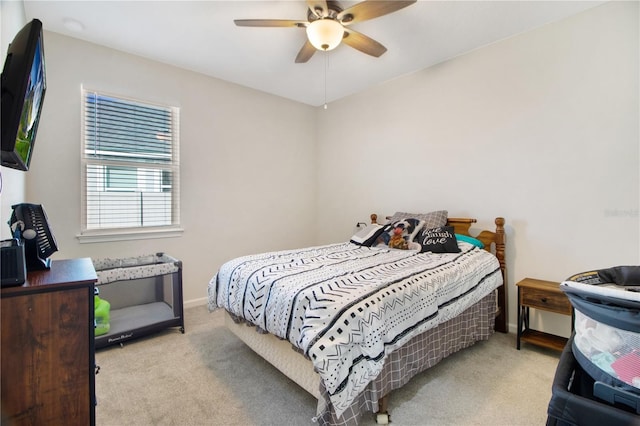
[560,266,640,414]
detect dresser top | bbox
[2,258,97,295]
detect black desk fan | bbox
[8,203,58,271]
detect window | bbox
[81,90,180,239]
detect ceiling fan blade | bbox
[234,19,306,28]
[306,0,329,18]
[295,40,317,63]
[338,0,416,24]
[342,28,387,58]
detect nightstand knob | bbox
[541,297,548,303]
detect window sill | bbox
[77,227,184,243]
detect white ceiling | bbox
[23,0,606,107]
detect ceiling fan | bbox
[234,0,417,63]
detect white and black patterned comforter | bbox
[208,242,502,418]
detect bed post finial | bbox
[494,217,507,333]
[371,214,378,224]
[494,217,505,270]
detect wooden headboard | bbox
[370,213,507,333]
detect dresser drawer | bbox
[520,287,572,315]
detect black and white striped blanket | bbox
[208,242,502,418]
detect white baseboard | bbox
[184,297,208,309]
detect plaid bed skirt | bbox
[316,292,497,425]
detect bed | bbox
[208,211,507,425]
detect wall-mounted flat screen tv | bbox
[1,19,46,171]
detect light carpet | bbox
[95,305,561,426]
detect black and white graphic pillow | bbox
[382,218,425,244]
[417,226,460,253]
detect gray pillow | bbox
[388,210,448,230]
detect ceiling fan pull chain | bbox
[324,51,328,109]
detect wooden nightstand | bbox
[516,278,573,351]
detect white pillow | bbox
[350,224,388,246]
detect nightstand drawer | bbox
[521,288,572,315]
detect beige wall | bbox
[2,2,638,334]
[13,32,317,304]
[0,0,28,234]
[315,1,639,335]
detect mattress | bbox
[224,313,322,399]
[209,241,502,417]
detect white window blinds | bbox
[82,90,180,232]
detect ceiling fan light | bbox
[306,19,343,51]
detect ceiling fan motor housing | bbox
[307,0,344,22]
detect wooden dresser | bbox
[1,258,98,426]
